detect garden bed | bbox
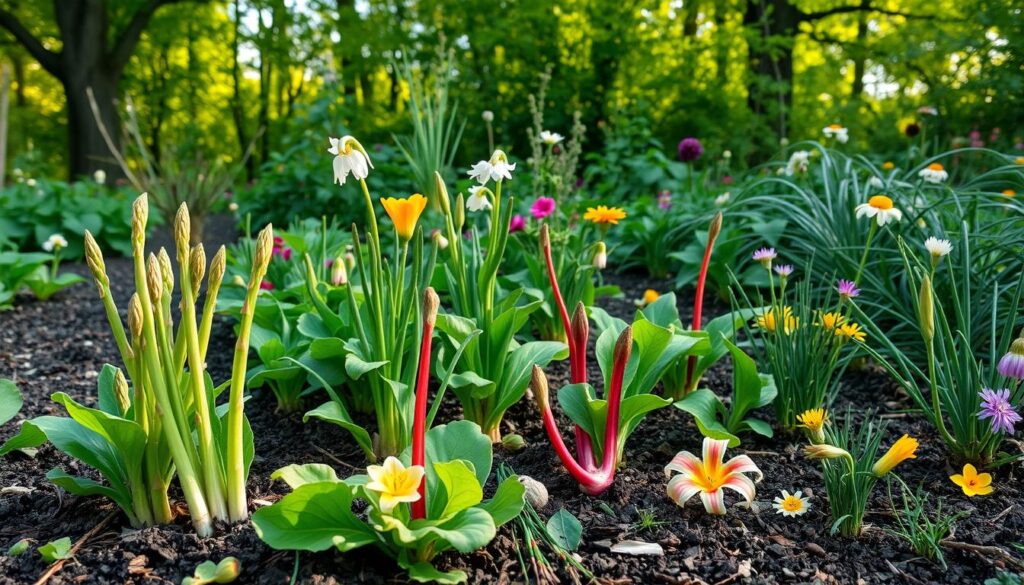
[1,261,1022,584]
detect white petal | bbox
[666,475,701,507]
[700,489,726,515]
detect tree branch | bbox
[109,0,168,71]
[0,8,60,76]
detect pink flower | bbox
[657,191,672,210]
[260,280,275,291]
[722,175,734,185]
[531,197,556,220]
[509,214,526,233]
[836,279,860,300]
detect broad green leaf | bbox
[344,352,389,380]
[546,508,583,551]
[309,337,346,360]
[381,507,496,554]
[724,339,762,421]
[433,460,483,520]
[0,378,23,426]
[555,383,599,440]
[412,421,492,521]
[271,464,341,489]
[0,419,47,456]
[303,401,374,460]
[489,341,567,428]
[741,418,774,438]
[38,537,73,563]
[251,481,376,552]
[640,292,682,328]
[479,476,525,527]
[46,468,133,519]
[94,365,123,417]
[448,371,496,400]
[399,557,467,584]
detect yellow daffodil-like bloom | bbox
[1003,189,1016,198]
[365,456,425,514]
[872,434,918,477]
[664,438,763,515]
[380,194,428,241]
[951,463,993,497]
[635,289,660,307]
[583,205,627,225]
[882,161,895,171]
[797,408,828,434]
[836,322,867,343]
[772,490,810,517]
[855,195,903,226]
[756,306,798,335]
[819,311,845,331]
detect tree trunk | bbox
[64,68,122,180]
[744,0,802,140]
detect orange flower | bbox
[583,206,627,225]
[380,194,428,241]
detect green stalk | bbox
[226,224,274,521]
[198,246,227,363]
[854,222,877,284]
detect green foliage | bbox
[545,509,583,551]
[675,338,775,447]
[252,421,525,584]
[182,557,241,585]
[884,477,966,568]
[7,538,30,556]
[0,378,23,427]
[38,537,72,563]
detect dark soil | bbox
[1,241,1022,584]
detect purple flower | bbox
[677,137,704,162]
[997,338,1024,380]
[978,388,1021,435]
[836,279,860,300]
[752,247,777,268]
[530,197,556,220]
[509,214,526,233]
[774,264,794,277]
[657,190,672,210]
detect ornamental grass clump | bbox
[1,194,273,536]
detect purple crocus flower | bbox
[677,137,704,162]
[752,247,777,269]
[997,338,1024,380]
[836,279,860,300]
[978,388,1021,435]
[509,214,526,233]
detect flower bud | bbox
[344,251,356,271]
[539,223,550,252]
[147,253,163,303]
[454,193,465,232]
[708,211,723,244]
[114,369,131,414]
[83,230,108,289]
[530,365,550,411]
[131,193,149,254]
[174,202,191,258]
[422,287,440,329]
[190,244,206,296]
[571,302,589,351]
[482,110,494,123]
[501,433,526,452]
[431,229,449,250]
[613,325,634,366]
[518,475,549,509]
[250,225,275,287]
[918,275,934,342]
[592,241,607,269]
[158,248,174,296]
[434,171,451,217]
[128,294,143,341]
[872,435,918,477]
[209,246,227,291]
[232,275,246,287]
[803,444,850,460]
[331,256,348,286]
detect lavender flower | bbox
[752,247,777,269]
[978,388,1021,435]
[997,338,1024,380]
[836,279,860,300]
[774,264,794,278]
[677,137,704,162]
[657,190,673,210]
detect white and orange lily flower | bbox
[664,438,763,515]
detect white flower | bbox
[722,150,732,160]
[779,137,790,147]
[785,151,810,176]
[924,237,952,258]
[918,106,938,116]
[431,229,449,250]
[93,169,106,185]
[919,163,948,184]
[466,186,492,212]
[823,124,849,143]
[482,110,494,123]
[772,490,810,517]
[539,130,564,146]
[467,150,516,185]
[593,241,607,269]
[328,136,372,186]
[855,195,903,226]
[868,176,884,189]
[26,178,36,187]
[42,234,68,252]
[228,202,239,212]
[714,192,731,206]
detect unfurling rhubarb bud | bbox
[83,230,108,289]
[147,254,163,303]
[114,368,131,414]
[539,223,550,251]
[190,244,206,296]
[128,294,143,341]
[708,211,723,243]
[502,433,526,452]
[423,286,440,328]
[131,194,148,254]
[174,202,191,257]
[530,365,550,411]
[158,248,174,295]
[435,171,451,216]
[331,256,348,286]
[918,275,934,342]
[209,246,227,291]
[454,193,465,232]
[571,302,589,350]
[613,324,634,366]
[251,225,275,284]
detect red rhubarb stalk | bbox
[684,212,723,395]
[412,287,439,520]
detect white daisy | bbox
[785,151,810,176]
[328,135,373,186]
[772,490,810,517]
[539,130,564,146]
[42,234,68,252]
[924,237,952,258]
[466,186,492,212]
[714,192,731,206]
[919,163,948,184]
[823,124,849,143]
[855,195,903,226]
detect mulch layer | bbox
[1,233,1023,584]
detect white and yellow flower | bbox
[773,490,810,517]
[365,456,424,514]
[823,124,849,143]
[919,162,948,183]
[539,130,564,146]
[855,195,902,226]
[328,135,373,185]
[664,438,762,515]
[785,150,810,176]
[924,237,952,259]
[468,149,516,185]
[42,233,68,252]
[466,185,492,212]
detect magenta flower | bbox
[978,388,1021,435]
[836,279,860,300]
[752,247,777,269]
[657,190,672,210]
[678,137,704,162]
[260,280,275,291]
[774,264,794,277]
[530,197,556,220]
[997,338,1024,380]
[509,214,526,233]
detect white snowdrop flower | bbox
[785,151,811,176]
[228,202,239,212]
[715,192,731,206]
[467,149,516,185]
[42,234,68,252]
[482,110,494,123]
[328,135,373,186]
[466,185,492,212]
[924,237,953,258]
[93,169,106,184]
[431,229,449,250]
[539,130,564,146]
[823,124,849,143]
[919,163,948,184]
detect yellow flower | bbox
[837,321,867,342]
[882,161,895,170]
[380,194,428,241]
[756,306,798,334]
[365,456,424,513]
[635,289,660,307]
[797,408,828,433]
[950,464,993,497]
[1003,189,1016,198]
[872,434,918,477]
[1016,157,1024,165]
[803,443,850,461]
[583,205,627,225]
[819,311,845,330]
[772,490,810,517]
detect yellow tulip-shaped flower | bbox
[872,434,918,477]
[950,464,993,497]
[380,194,428,241]
[797,408,828,443]
[365,456,425,514]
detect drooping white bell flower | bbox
[467,149,516,185]
[466,185,492,212]
[328,135,373,186]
